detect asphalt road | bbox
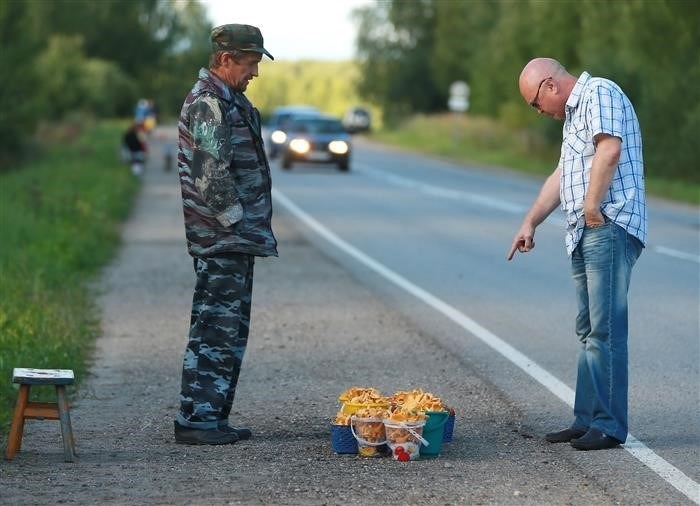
[1,128,697,505]
[269,135,700,503]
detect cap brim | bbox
[242,47,274,60]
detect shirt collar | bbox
[198,67,234,103]
[566,71,591,111]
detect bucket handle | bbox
[388,421,429,447]
[349,416,387,447]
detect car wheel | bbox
[282,156,292,170]
[338,159,349,172]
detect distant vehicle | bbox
[342,106,372,134]
[266,105,320,159]
[280,114,351,172]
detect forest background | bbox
[1,0,698,185]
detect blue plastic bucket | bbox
[443,412,456,443]
[330,423,358,454]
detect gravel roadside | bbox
[0,129,618,505]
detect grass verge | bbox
[371,114,699,206]
[0,120,139,433]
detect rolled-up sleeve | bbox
[588,83,625,140]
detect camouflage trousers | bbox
[177,253,255,429]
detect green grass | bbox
[0,120,139,432]
[644,178,700,206]
[372,114,700,206]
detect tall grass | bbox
[0,120,138,432]
[372,114,700,205]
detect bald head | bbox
[519,58,566,93]
[519,58,577,119]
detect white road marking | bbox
[654,246,700,264]
[273,187,700,505]
[355,162,699,264]
[355,162,528,214]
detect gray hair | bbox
[209,49,246,69]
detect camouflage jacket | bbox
[178,68,277,257]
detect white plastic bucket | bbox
[383,420,427,461]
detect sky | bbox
[200,0,374,61]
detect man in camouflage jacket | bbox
[174,24,277,445]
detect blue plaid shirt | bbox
[559,72,647,255]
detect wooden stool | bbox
[4,368,77,462]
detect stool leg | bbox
[55,385,76,462]
[4,384,30,460]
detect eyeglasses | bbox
[529,76,551,109]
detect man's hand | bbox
[584,207,605,227]
[507,223,536,260]
[507,166,561,261]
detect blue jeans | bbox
[570,221,643,443]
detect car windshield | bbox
[292,118,344,134]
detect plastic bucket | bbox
[384,420,426,461]
[443,411,456,443]
[330,423,358,454]
[341,401,389,416]
[419,410,449,457]
[350,416,386,457]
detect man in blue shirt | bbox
[508,58,646,451]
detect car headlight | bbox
[271,130,287,144]
[329,140,349,154]
[289,138,310,154]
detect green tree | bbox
[353,0,699,182]
[613,0,700,181]
[33,35,134,120]
[23,0,194,117]
[245,60,373,121]
[354,0,441,123]
[468,1,531,118]
[35,35,90,120]
[0,0,213,164]
[144,0,212,118]
[0,0,42,165]
[82,59,137,117]
[24,0,175,79]
[431,0,499,111]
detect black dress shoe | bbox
[218,424,252,440]
[545,428,586,443]
[174,421,239,445]
[570,428,623,451]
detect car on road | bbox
[280,114,351,171]
[265,105,320,159]
[342,106,372,134]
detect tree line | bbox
[0,0,374,169]
[2,0,698,184]
[0,0,211,167]
[353,0,699,182]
